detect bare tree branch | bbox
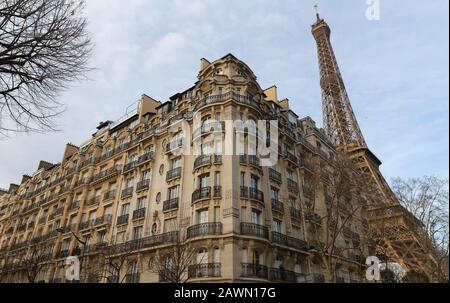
[0,0,92,136]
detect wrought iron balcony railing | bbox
[188,263,221,279]
[136,179,150,192]
[192,187,211,203]
[269,168,282,183]
[132,208,146,220]
[241,263,269,280]
[166,167,182,181]
[121,187,134,199]
[116,214,129,226]
[240,222,269,239]
[163,198,179,212]
[272,232,308,251]
[186,222,222,239]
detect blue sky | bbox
[0,0,448,187]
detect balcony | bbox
[17,223,27,232]
[213,154,222,165]
[272,232,308,251]
[284,151,299,165]
[136,152,154,166]
[248,155,262,169]
[103,190,116,201]
[305,211,322,226]
[136,179,150,192]
[192,122,224,140]
[116,214,129,226]
[188,263,221,279]
[132,208,146,220]
[271,199,284,214]
[290,208,302,220]
[69,201,80,211]
[213,186,222,198]
[166,139,184,153]
[299,159,314,172]
[81,157,95,169]
[79,220,93,230]
[303,187,314,199]
[163,198,179,212]
[86,196,101,207]
[287,179,299,192]
[192,187,211,203]
[240,223,269,239]
[240,186,248,198]
[94,215,112,226]
[121,187,133,199]
[91,166,121,184]
[268,268,297,283]
[248,187,264,205]
[123,161,137,173]
[186,223,222,239]
[95,150,114,164]
[193,155,212,170]
[166,167,182,181]
[241,263,269,280]
[269,168,282,183]
[102,231,179,255]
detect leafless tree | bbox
[20,243,53,283]
[0,0,92,136]
[392,176,449,282]
[147,234,200,283]
[306,151,374,283]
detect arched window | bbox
[197,248,208,264]
[213,247,220,263]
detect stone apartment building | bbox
[0,54,369,283]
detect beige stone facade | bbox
[0,54,369,283]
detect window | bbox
[251,209,260,225]
[253,250,261,265]
[214,207,220,222]
[287,169,295,181]
[198,174,210,189]
[240,172,245,187]
[270,187,279,200]
[125,178,134,188]
[288,197,296,208]
[272,219,282,233]
[141,170,151,181]
[137,197,146,210]
[121,204,130,216]
[250,175,258,189]
[168,186,179,199]
[197,249,208,264]
[171,158,181,169]
[133,226,143,240]
[214,172,221,186]
[163,218,177,233]
[197,209,209,224]
[98,231,106,243]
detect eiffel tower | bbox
[311,9,437,278]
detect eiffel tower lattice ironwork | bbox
[311,11,437,279]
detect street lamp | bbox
[56,228,86,282]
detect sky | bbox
[0,0,448,188]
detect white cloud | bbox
[0,0,448,187]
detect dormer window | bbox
[236,68,244,76]
[215,68,223,75]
